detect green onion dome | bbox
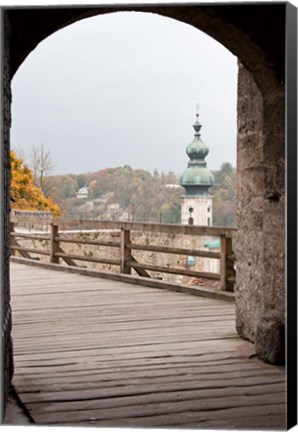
[180,113,214,196]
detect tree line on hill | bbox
[43,166,183,223]
[42,163,236,226]
[10,147,236,227]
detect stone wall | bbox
[258,79,285,365]
[1,10,13,419]
[12,210,53,220]
[236,63,285,364]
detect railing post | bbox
[50,223,59,264]
[120,228,131,274]
[220,235,235,292]
[9,221,15,256]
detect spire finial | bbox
[193,102,202,135]
[195,102,200,120]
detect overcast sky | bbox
[11,11,238,176]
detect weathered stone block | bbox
[255,312,285,365]
[237,132,264,169]
[235,259,264,341]
[237,167,265,198]
[235,230,263,263]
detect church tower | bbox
[180,111,214,226]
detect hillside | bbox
[42,163,236,226]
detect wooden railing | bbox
[10,216,237,292]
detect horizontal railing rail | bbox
[10,216,237,292]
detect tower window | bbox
[188,207,194,225]
[207,217,210,226]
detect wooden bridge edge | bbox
[10,256,235,303]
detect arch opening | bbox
[11,11,238,229]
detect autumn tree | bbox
[10,150,62,216]
[210,162,237,227]
[44,175,78,202]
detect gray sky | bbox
[11,11,238,176]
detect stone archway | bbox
[1,2,291,417]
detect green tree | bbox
[77,174,86,189]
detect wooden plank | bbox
[27,396,286,425]
[11,341,255,365]
[10,340,255,363]
[23,384,285,414]
[13,358,261,379]
[120,228,132,274]
[11,215,237,237]
[127,242,221,259]
[10,226,33,259]
[49,224,60,264]
[13,357,279,377]
[129,255,151,278]
[11,316,235,332]
[54,236,120,248]
[11,326,239,345]
[10,232,50,241]
[17,373,285,404]
[12,335,243,357]
[50,218,237,237]
[12,336,242,356]
[54,251,120,266]
[128,260,220,279]
[220,235,235,292]
[63,404,285,428]
[10,245,49,256]
[11,315,235,333]
[13,365,284,390]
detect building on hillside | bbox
[76,187,89,199]
[180,111,214,226]
[164,184,181,190]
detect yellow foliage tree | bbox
[10,150,62,216]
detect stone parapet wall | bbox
[11,210,53,232]
[12,210,53,220]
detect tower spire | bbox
[193,103,202,135]
[195,102,200,118]
[180,109,214,194]
[179,108,214,226]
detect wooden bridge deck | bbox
[10,262,286,429]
